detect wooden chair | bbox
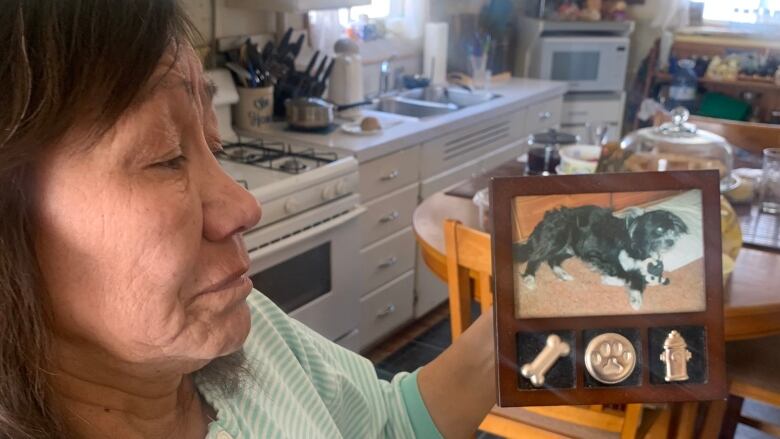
[444,219,665,439]
[700,335,780,438]
[654,112,780,156]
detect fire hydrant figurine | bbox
[660,330,692,382]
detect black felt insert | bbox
[582,328,642,388]
[649,326,708,385]
[517,331,575,390]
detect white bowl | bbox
[447,88,493,107]
[559,145,601,174]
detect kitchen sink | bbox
[374,96,459,118]
[372,86,499,118]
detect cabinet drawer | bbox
[360,227,416,294]
[359,271,415,350]
[525,98,563,133]
[561,98,623,125]
[359,147,420,202]
[361,183,418,245]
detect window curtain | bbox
[308,10,343,56]
[651,0,691,29]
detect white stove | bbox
[218,138,360,232]
[218,137,364,351]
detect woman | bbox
[0,2,495,438]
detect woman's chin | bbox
[215,301,252,356]
[193,300,252,361]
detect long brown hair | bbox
[0,2,197,436]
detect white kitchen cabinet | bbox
[360,227,416,294]
[419,110,527,180]
[360,183,418,246]
[359,271,415,350]
[419,138,527,199]
[560,91,625,143]
[524,97,563,133]
[354,92,564,345]
[226,0,369,13]
[359,146,420,201]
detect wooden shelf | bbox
[655,72,780,92]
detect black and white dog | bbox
[513,205,688,310]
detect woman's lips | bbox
[193,271,253,305]
[201,272,249,295]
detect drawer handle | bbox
[381,170,400,181]
[376,304,396,318]
[567,110,589,116]
[379,211,400,223]
[378,256,398,269]
[538,111,552,121]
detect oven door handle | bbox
[248,206,366,262]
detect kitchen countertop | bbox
[240,78,568,163]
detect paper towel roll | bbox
[423,22,448,85]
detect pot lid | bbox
[529,129,578,146]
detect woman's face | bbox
[34,46,262,371]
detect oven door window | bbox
[251,243,332,313]
[551,51,600,81]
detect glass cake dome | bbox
[620,107,737,192]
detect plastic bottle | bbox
[667,59,698,111]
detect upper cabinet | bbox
[226,0,370,13]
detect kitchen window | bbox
[695,0,780,25]
[338,0,405,26]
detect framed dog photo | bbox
[490,170,727,407]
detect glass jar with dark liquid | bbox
[526,129,577,175]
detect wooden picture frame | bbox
[490,170,726,406]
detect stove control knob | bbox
[321,185,336,201]
[284,198,300,214]
[335,180,348,196]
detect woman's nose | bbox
[201,162,262,241]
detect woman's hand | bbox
[417,310,495,438]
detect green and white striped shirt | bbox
[196,290,442,439]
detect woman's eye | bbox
[156,155,188,170]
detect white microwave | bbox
[527,36,630,92]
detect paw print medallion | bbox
[585,333,637,384]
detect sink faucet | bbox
[379,56,397,96]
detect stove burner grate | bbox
[219,137,338,174]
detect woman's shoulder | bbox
[243,290,326,363]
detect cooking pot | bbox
[285,97,371,131]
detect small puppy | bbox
[513,205,688,309]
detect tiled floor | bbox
[366,303,780,439]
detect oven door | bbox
[533,36,629,92]
[246,199,366,345]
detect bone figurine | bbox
[521,334,571,387]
